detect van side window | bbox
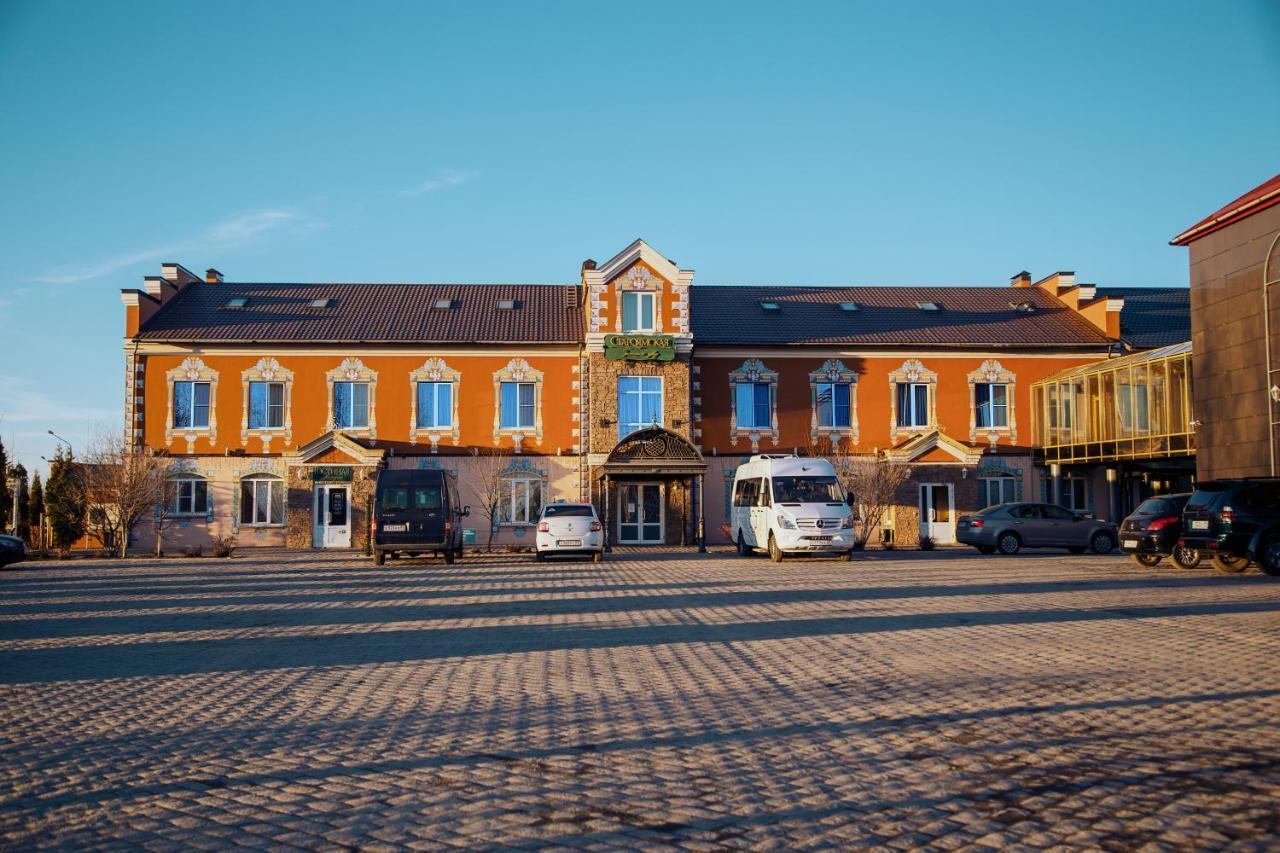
[757,479,772,507]
[380,488,408,511]
[733,478,758,507]
[413,487,443,510]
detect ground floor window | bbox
[500,477,543,524]
[981,475,1017,507]
[171,478,208,515]
[1062,475,1089,512]
[241,475,285,525]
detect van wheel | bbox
[443,547,455,565]
[1172,545,1202,570]
[1090,532,1115,555]
[374,550,386,566]
[736,531,751,557]
[1212,553,1250,574]
[768,534,784,563]
[1130,553,1162,568]
[997,532,1021,555]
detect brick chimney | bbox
[1015,269,1124,339]
[205,268,224,283]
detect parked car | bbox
[956,502,1118,555]
[1119,493,1201,569]
[730,454,856,562]
[372,468,469,565]
[534,502,604,562]
[0,534,27,568]
[1179,478,1280,575]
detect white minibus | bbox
[729,454,855,561]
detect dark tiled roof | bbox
[1099,287,1191,350]
[135,283,583,343]
[690,286,1113,347]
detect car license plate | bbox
[382,523,408,532]
[557,539,581,547]
[1122,538,1139,549]
[1190,519,1209,530]
[806,535,834,542]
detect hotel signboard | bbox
[603,334,675,362]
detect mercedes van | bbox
[730,454,855,561]
[372,469,469,565]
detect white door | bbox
[313,485,351,548]
[918,484,954,544]
[619,483,663,544]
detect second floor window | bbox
[333,381,369,429]
[896,382,930,428]
[621,291,656,333]
[618,376,662,438]
[500,382,536,429]
[248,381,285,429]
[416,381,453,429]
[736,382,771,430]
[815,382,851,428]
[170,478,208,515]
[975,383,1009,429]
[173,381,210,429]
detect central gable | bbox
[583,240,694,337]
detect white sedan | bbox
[534,503,604,562]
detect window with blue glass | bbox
[621,291,656,333]
[499,382,536,429]
[975,383,1008,429]
[416,382,453,429]
[332,381,370,429]
[896,382,930,428]
[618,376,662,438]
[248,381,285,429]
[736,382,771,429]
[815,382,851,428]
[173,381,211,429]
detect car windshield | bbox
[1135,497,1179,516]
[543,505,594,517]
[1186,487,1228,513]
[771,476,843,503]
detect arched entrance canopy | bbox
[602,427,706,476]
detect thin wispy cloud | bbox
[0,374,116,423]
[35,208,322,285]
[397,169,479,197]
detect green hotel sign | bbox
[603,334,675,362]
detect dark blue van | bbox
[373,469,469,565]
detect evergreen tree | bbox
[45,448,85,548]
[0,436,9,532]
[27,472,44,548]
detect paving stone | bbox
[2,548,1279,848]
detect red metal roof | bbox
[1170,173,1280,246]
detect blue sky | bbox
[1,1,1278,474]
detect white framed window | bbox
[173,382,211,429]
[499,382,536,429]
[500,477,543,524]
[896,383,930,428]
[975,383,1009,429]
[240,475,284,526]
[981,476,1017,507]
[170,478,208,515]
[815,382,852,428]
[333,381,370,429]
[618,376,663,438]
[248,381,285,429]
[621,291,656,333]
[736,382,771,429]
[416,382,453,429]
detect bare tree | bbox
[82,430,169,558]
[469,448,509,552]
[811,435,910,549]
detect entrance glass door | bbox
[918,484,954,544]
[619,483,663,544]
[313,485,351,548]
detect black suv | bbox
[1180,479,1280,576]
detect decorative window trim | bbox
[326,358,378,439]
[240,357,294,450]
[888,359,938,442]
[408,357,462,451]
[168,476,210,517]
[614,264,664,333]
[809,359,859,445]
[236,473,286,530]
[497,458,547,527]
[492,358,544,451]
[729,359,779,453]
[967,359,1017,445]
[165,357,219,452]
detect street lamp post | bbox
[47,430,73,456]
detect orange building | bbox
[119,240,1144,553]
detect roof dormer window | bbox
[433,298,457,310]
[497,299,521,310]
[838,302,860,312]
[309,298,332,309]
[225,297,249,309]
[760,301,780,311]
[917,301,941,312]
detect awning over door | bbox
[601,427,707,476]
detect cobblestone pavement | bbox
[2,548,1280,850]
